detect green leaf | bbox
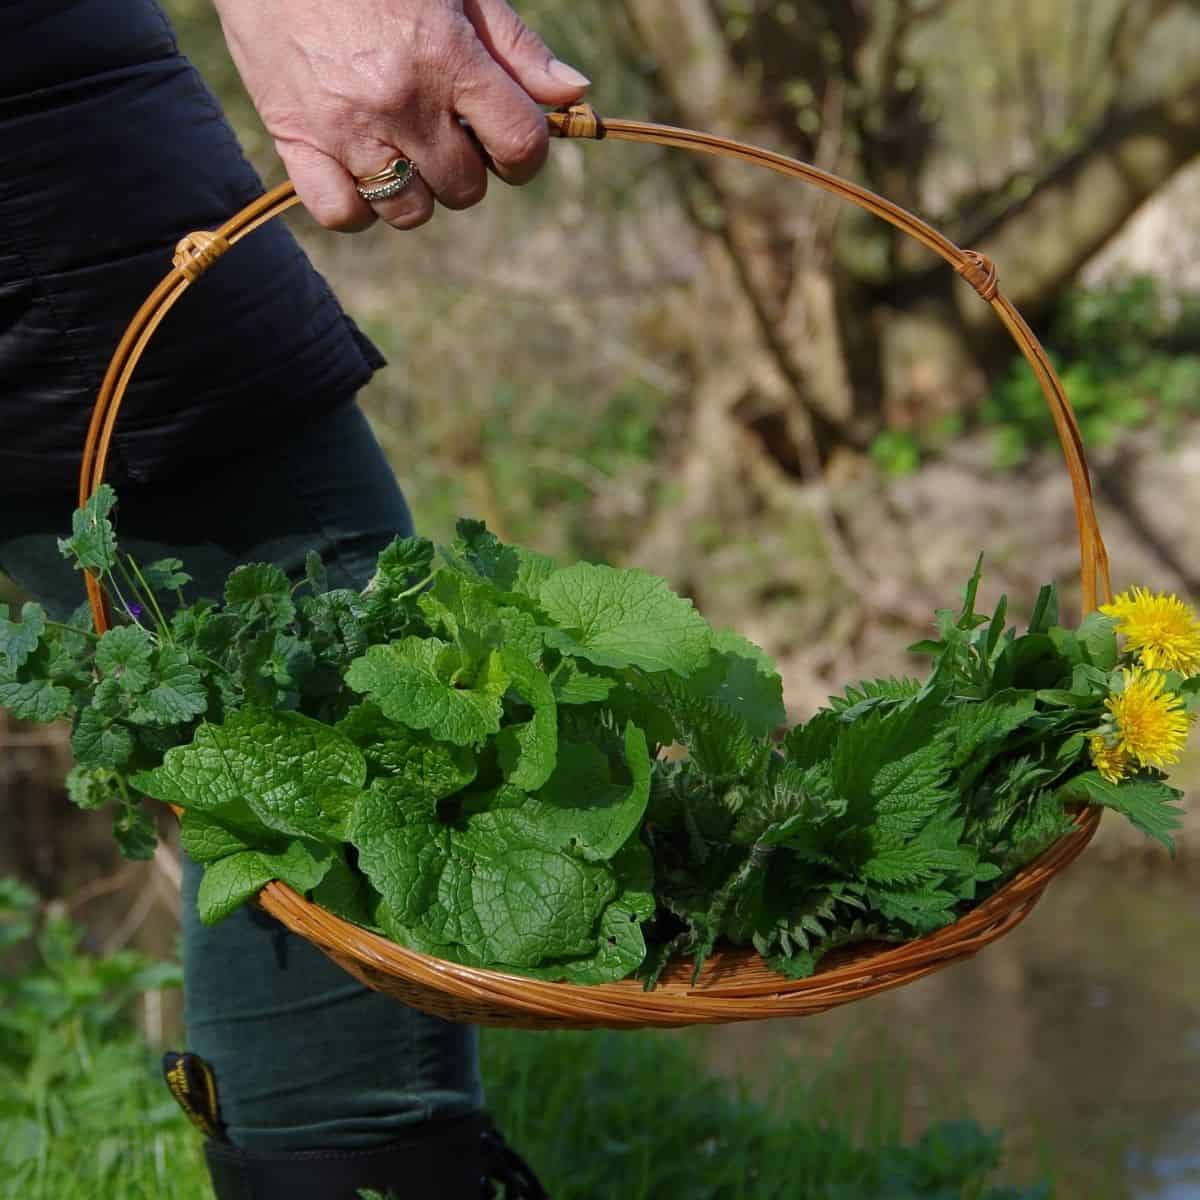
[0,602,47,676]
[0,677,72,723]
[141,558,191,591]
[131,708,366,843]
[538,562,711,675]
[65,766,122,812]
[495,650,558,792]
[95,625,154,693]
[512,723,651,863]
[196,842,332,924]
[1077,611,1118,670]
[548,658,615,705]
[1057,771,1183,851]
[832,698,949,832]
[58,485,117,574]
[72,706,134,768]
[345,639,508,748]
[682,629,786,737]
[128,645,208,726]
[224,563,295,629]
[350,784,613,968]
[336,707,477,820]
[113,797,156,861]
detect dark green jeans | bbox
[0,401,483,1152]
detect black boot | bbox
[203,1112,547,1199]
[164,1052,548,1200]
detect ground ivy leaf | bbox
[345,638,507,747]
[129,645,208,726]
[72,706,133,767]
[538,562,711,676]
[131,707,366,843]
[0,677,72,723]
[224,563,295,628]
[0,602,47,676]
[95,625,154,693]
[142,558,191,591]
[58,485,117,574]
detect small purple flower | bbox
[128,603,144,618]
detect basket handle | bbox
[79,103,1112,633]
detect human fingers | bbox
[464,0,591,104]
[458,0,589,186]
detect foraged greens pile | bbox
[0,487,1193,986]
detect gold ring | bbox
[354,157,419,203]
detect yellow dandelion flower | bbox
[1105,669,1191,772]
[1099,586,1200,675]
[1089,734,1132,784]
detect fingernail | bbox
[548,59,591,88]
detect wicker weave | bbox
[79,105,1111,1030]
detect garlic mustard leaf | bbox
[196,841,332,925]
[538,562,711,675]
[495,649,557,792]
[345,638,508,747]
[131,708,365,843]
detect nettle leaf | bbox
[196,842,333,925]
[58,485,117,574]
[72,706,134,768]
[224,563,295,628]
[129,645,208,726]
[0,602,47,676]
[833,698,950,832]
[141,557,191,591]
[180,811,257,864]
[948,692,1036,767]
[0,677,72,723]
[336,703,476,799]
[95,625,154,693]
[783,709,842,769]
[350,784,613,968]
[1058,771,1183,852]
[509,723,651,863]
[449,518,523,590]
[131,708,366,843]
[495,649,558,792]
[418,571,542,662]
[538,562,711,676]
[345,638,508,747]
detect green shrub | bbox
[984,276,1200,466]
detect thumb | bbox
[464,0,591,105]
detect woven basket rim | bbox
[253,805,1101,1025]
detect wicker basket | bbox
[80,105,1109,1030]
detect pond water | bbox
[685,849,1200,1198]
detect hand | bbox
[209,0,591,231]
